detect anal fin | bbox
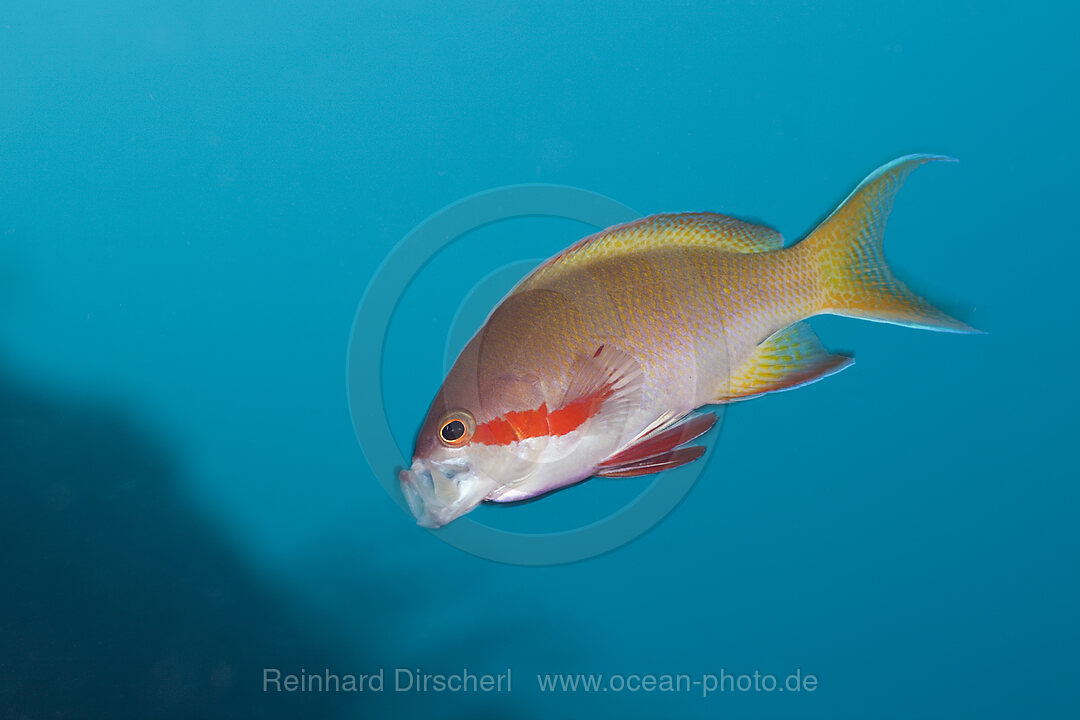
[716,322,853,403]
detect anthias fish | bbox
[401,155,975,528]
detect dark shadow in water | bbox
[0,364,354,719]
[0,363,545,719]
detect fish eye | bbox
[438,411,474,447]
[442,420,466,442]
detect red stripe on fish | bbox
[546,391,611,436]
[472,388,614,446]
[472,405,547,445]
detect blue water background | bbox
[1,2,1076,717]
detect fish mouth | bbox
[399,469,431,526]
[398,459,496,529]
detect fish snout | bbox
[399,464,434,526]
[399,461,444,528]
[398,459,495,529]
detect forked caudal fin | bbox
[800,154,978,333]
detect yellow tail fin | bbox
[802,155,976,333]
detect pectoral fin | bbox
[716,322,853,403]
[596,445,707,478]
[599,412,715,466]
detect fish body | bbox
[400,155,974,528]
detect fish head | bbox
[397,382,484,527]
[400,354,558,528]
[400,288,647,528]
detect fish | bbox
[399,154,976,528]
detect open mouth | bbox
[397,459,497,529]
[399,462,442,528]
[399,464,436,526]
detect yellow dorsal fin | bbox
[538,212,783,273]
[599,213,785,254]
[716,322,853,403]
